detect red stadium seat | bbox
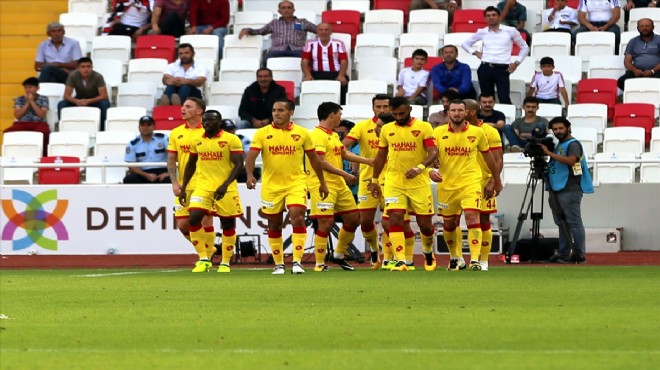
[576,78,618,120]
[321,10,361,52]
[511,31,527,56]
[135,35,176,63]
[152,105,185,130]
[373,0,411,24]
[38,156,81,184]
[452,9,487,33]
[613,103,656,144]
[276,80,296,102]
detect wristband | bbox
[371,178,379,183]
[416,164,426,171]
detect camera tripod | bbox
[505,157,573,263]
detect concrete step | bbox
[1,36,44,49]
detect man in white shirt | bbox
[573,0,622,52]
[396,49,430,106]
[159,43,208,106]
[462,6,529,105]
[544,0,579,33]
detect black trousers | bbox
[477,63,512,104]
[311,71,349,105]
[123,168,171,184]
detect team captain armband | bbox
[423,138,436,147]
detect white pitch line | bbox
[73,269,182,278]
[1,348,659,355]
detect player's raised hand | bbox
[318,183,329,200]
[429,170,443,183]
[246,175,257,189]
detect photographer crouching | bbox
[540,117,594,264]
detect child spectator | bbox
[528,57,570,108]
[396,49,430,106]
[5,77,50,156]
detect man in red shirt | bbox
[301,22,350,104]
[187,0,230,59]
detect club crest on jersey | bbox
[389,133,395,136]
[267,135,273,139]
[291,134,301,141]
[368,129,374,133]
[442,136,449,140]
[467,136,476,143]
[411,130,421,137]
[217,141,227,148]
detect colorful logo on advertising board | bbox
[1,189,69,250]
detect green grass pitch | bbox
[1,266,659,370]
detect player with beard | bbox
[431,100,503,271]
[367,97,438,272]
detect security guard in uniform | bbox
[123,115,171,183]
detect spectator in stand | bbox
[431,45,477,101]
[528,57,570,108]
[462,6,529,105]
[617,18,660,90]
[5,77,50,156]
[158,43,208,106]
[104,0,152,37]
[301,22,350,104]
[150,0,188,38]
[58,57,111,130]
[543,0,579,33]
[187,0,230,59]
[498,0,532,46]
[504,96,549,151]
[477,93,506,134]
[428,89,460,127]
[396,49,430,106]
[238,0,317,62]
[574,0,622,53]
[237,68,288,129]
[34,22,82,84]
[123,115,171,184]
[410,0,461,23]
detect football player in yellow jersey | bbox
[306,102,374,272]
[245,99,329,275]
[368,97,438,272]
[179,110,245,273]
[466,99,503,271]
[166,97,215,272]
[430,100,503,271]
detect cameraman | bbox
[540,117,594,264]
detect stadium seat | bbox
[232,11,275,38]
[570,127,599,159]
[511,31,527,57]
[93,59,124,100]
[68,0,107,25]
[179,35,220,68]
[300,80,341,106]
[340,105,373,123]
[346,80,388,106]
[219,58,260,82]
[363,10,404,40]
[105,107,147,133]
[116,82,158,113]
[640,152,660,183]
[330,0,370,12]
[428,104,443,117]
[94,131,135,158]
[509,57,537,85]
[91,36,132,71]
[603,126,645,157]
[408,9,449,39]
[38,83,66,132]
[354,33,396,66]
[208,80,251,107]
[291,104,318,129]
[267,57,304,95]
[135,35,176,62]
[628,8,660,30]
[575,32,616,72]
[398,33,440,67]
[452,9,487,33]
[502,152,531,185]
[552,56,583,87]
[48,131,90,158]
[411,105,424,120]
[84,155,128,184]
[622,79,660,118]
[613,103,656,144]
[619,31,638,56]
[59,107,101,140]
[152,106,185,131]
[223,34,264,60]
[0,156,35,184]
[587,55,625,80]
[567,103,608,143]
[276,80,296,101]
[592,152,637,185]
[576,78,618,120]
[494,104,518,125]
[322,10,361,52]
[59,12,98,52]
[651,127,660,153]
[536,104,563,122]
[506,79,527,108]
[372,0,410,24]
[530,32,571,61]
[127,58,169,94]
[356,57,398,86]
[206,105,240,123]
[2,132,44,159]
[37,156,81,185]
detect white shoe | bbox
[291,261,305,274]
[272,264,285,275]
[480,261,489,271]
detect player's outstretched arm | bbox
[341,147,373,166]
[244,149,260,190]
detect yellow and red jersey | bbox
[306,126,346,190]
[167,122,204,188]
[346,117,380,180]
[433,122,490,191]
[189,130,243,192]
[475,120,502,179]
